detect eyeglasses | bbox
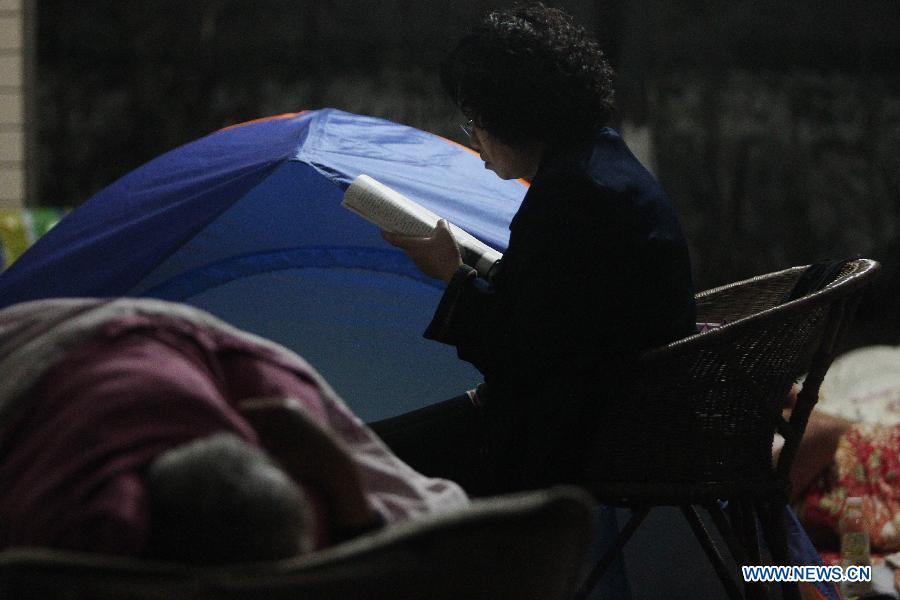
[460,119,474,139]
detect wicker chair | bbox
[0,487,594,600]
[576,258,880,600]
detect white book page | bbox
[342,174,503,277]
[342,175,438,237]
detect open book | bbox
[342,174,502,278]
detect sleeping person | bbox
[0,297,468,563]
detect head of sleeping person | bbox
[143,432,313,564]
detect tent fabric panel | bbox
[127,161,339,294]
[296,109,523,251]
[128,161,415,296]
[182,268,479,420]
[139,246,437,301]
[0,114,317,309]
[218,111,306,132]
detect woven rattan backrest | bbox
[586,259,879,495]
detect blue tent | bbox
[0,109,526,420]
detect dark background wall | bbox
[36,0,900,347]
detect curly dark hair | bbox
[441,3,615,147]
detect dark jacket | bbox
[425,128,697,491]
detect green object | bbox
[28,208,64,239]
[840,497,873,599]
[0,208,67,270]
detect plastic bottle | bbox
[839,496,873,598]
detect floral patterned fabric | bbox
[798,422,900,552]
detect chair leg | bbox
[729,499,762,565]
[759,502,800,600]
[574,507,650,600]
[681,505,746,600]
[741,501,772,600]
[710,502,770,600]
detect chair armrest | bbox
[0,487,596,600]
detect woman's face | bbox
[469,124,543,181]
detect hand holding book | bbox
[381,220,462,283]
[342,175,503,280]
